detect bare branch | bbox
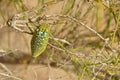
[45,14,106,41]
[0,73,22,80]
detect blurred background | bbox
[0,0,120,80]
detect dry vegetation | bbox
[0,0,120,80]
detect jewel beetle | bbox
[31,23,50,58]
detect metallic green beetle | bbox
[31,23,50,58]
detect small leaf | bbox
[31,23,50,58]
[62,0,75,14]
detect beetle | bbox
[31,23,50,58]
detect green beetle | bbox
[31,23,50,58]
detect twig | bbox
[48,43,65,51]
[7,9,115,53]
[0,73,22,80]
[44,14,106,42]
[49,37,71,45]
[44,14,116,52]
[92,63,106,80]
[0,63,13,75]
[0,49,18,57]
[7,12,106,42]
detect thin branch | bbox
[0,63,13,75]
[44,14,106,42]
[44,14,116,52]
[7,10,115,52]
[0,73,22,80]
[48,43,65,51]
[49,37,71,45]
[0,49,18,57]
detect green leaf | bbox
[62,0,75,14]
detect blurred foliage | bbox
[0,0,120,80]
[62,0,75,14]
